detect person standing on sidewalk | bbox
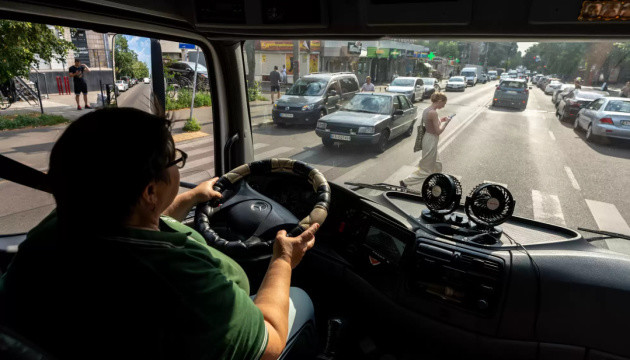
[621,81,630,97]
[270,66,281,104]
[281,65,287,85]
[401,92,451,188]
[69,59,91,110]
[361,76,375,92]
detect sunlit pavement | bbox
[2,80,630,237]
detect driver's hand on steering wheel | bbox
[190,177,222,204]
[273,223,319,269]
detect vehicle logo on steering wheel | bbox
[251,202,269,211]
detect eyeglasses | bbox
[166,149,188,169]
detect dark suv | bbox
[272,73,360,126]
[166,61,209,90]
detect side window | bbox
[393,96,402,110]
[588,98,605,110]
[416,79,423,86]
[329,80,341,94]
[339,77,359,94]
[398,95,411,110]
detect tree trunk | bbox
[244,41,256,87]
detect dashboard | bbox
[247,173,630,360]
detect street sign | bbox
[179,43,196,49]
[428,52,435,60]
[456,58,460,63]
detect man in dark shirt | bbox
[269,65,281,104]
[69,59,91,110]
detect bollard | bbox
[64,76,71,95]
[56,76,62,95]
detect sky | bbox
[517,42,537,54]
[124,35,152,72]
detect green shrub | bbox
[166,89,212,110]
[0,113,69,131]
[183,117,201,132]
[247,80,263,102]
[194,91,212,107]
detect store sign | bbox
[259,40,321,51]
[348,41,362,55]
[376,48,390,59]
[70,28,90,66]
[367,47,377,58]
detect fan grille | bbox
[422,173,462,215]
[465,183,515,227]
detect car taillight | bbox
[600,117,614,124]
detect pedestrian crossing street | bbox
[175,135,630,237]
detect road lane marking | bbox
[367,165,418,195]
[255,146,294,159]
[184,157,214,170]
[532,190,567,226]
[585,199,630,236]
[181,170,215,184]
[438,104,487,153]
[253,143,269,150]
[548,131,556,141]
[176,137,213,150]
[564,166,581,191]
[186,148,213,157]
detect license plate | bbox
[622,120,630,126]
[507,91,517,94]
[279,113,293,118]
[330,134,351,141]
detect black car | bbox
[556,89,609,122]
[421,77,441,99]
[315,92,417,153]
[166,61,209,90]
[272,73,360,126]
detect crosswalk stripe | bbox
[585,199,630,236]
[177,137,213,150]
[184,157,214,170]
[186,148,213,157]
[181,170,215,184]
[367,165,418,196]
[253,143,269,150]
[255,146,294,159]
[564,166,581,191]
[531,190,566,226]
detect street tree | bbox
[0,20,76,84]
[132,61,149,79]
[114,35,138,78]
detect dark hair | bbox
[274,66,278,70]
[74,59,80,63]
[48,108,174,234]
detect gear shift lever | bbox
[317,318,343,360]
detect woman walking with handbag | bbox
[401,92,452,188]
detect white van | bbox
[487,70,498,80]
[460,67,479,86]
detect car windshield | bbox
[449,77,464,82]
[181,63,208,73]
[286,78,328,96]
[341,94,392,114]
[461,71,475,76]
[421,78,434,85]
[500,81,526,89]
[605,100,630,113]
[390,78,415,86]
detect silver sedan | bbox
[574,97,630,142]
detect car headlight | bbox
[302,104,315,111]
[316,121,327,129]
[358,126,375,134]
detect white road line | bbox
[564,166,581,191]
[585,199,630,236]
[438,104,487,153]
[186,148,213,157]
[484,180,507,188]
[184,157,214,170]
[367,165,418,196]
[253,143,269,150]
[548,131,556,141]
[177,137,213,150]
[181,170,215,184]
[255,146,294,159]
[532,190,567,226]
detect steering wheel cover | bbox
[196,158,330,257]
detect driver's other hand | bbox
[273,223,319,269]
[191,177,222,204]
[440,116,449,122]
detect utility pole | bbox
[292,40,300,83]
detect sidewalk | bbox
[1,93,101,121]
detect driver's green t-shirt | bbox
[0,211,268,360]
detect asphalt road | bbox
[2,80,629,240]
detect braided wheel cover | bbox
[195,158,330,258]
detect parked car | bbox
[420,77,441,99]
[445,76,466,92]
[552,84,575,106]
[492,79,530,110]
[574,97,630,142]
[533,74,543,84]
[556,89,609,122]
[386,77,425,103]
[120,76,131,88]
[131,78,137,86]
[487,70,498,80]
[315,92,417,153]
[143,77,150,84]
[272,72,360,126]
[478,73,489,84]
[544,80,563,95]
[167,61,210,89]
[115,80,128,92]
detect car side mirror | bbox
[328,90,337,97]
[394,109,404,116]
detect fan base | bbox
[469,223,503,237]
[421,209,446,223]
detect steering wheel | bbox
[195,158,330,261]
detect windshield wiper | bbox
[344,182,422,196]
[578,227,630,241]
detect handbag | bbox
[413,123,425,152]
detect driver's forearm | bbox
[163,191,197,221]
[255,258,291,359]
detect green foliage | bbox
[485,42,519,68]
[247,80,263,102]
[166,89,212,110]
[522,43,587,78]
[183,117,201,132]
[0,113,69,130]
[0,21,76,83]
[132,61,149,79]
[114,35,150,79]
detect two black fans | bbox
[420,173,515,231]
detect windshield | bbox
[461,71,475,77]
[341,95,392,114]
[390,78,415,86]
[286,78,328,96]
[500,81,526,89]
[421,78,434,85]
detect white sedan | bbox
[115,80,128,92]
[143,77,150,84]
